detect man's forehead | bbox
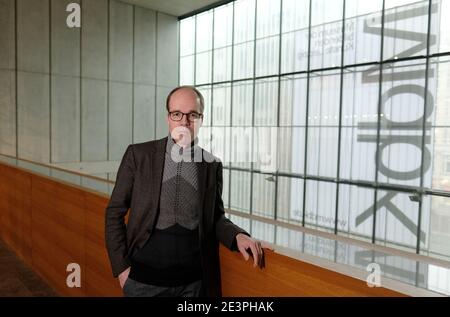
[169,94,200,109]
[169,104,198,110]
[171,88,198,98]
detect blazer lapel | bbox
[148,137,167,218]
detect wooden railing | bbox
[0,160,405,296]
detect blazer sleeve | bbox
[214,161,250,251]
[105,144,136,277]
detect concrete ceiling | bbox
[119,0,224,17]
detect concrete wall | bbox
[0,0,179,164]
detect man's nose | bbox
[180,114,190,126]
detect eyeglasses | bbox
[168,111,203,122]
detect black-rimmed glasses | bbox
[168,111,203,122]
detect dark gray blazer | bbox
[105,136,248,297]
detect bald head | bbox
[166,86,204,114]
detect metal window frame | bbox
[302,0,313,228]
[334,0,347,235]
[372,0,386,246]
[417,0,433,255]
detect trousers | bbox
[122,277,202,297]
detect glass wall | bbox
[179,0,450,261]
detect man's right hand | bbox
[118,267,131,289]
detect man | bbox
[105,86,268,297]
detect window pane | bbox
[180,17,195,56]
[310,21,343,69]
[341,66,380,126]
[421,194,450,260]
[281,28,308,73]
[232,80,253,126]
[277,176,304,223]
[212,84,231,126]
[375,189,419,252]
[344,0,383,65]
[196,12,212,53]
[230,127,252,169]
[340,127,377,182]
[253,127,277,172]
[230,170,251,213]
[254,78,278,126]
[214,3,233,49]
[377,131,426,188]
[252,172,275,218]
[338,184,374,242]
[211,127,230,164]
[310,0,343,69]
[277,127,305,175]
[383,0,429,60]
[213,47,232,82]
[433,56,450,128]
[282,0,309,32]
[305,180,337,232]
[307,127,339,177]
[255,36,280,77]
[308,70,341,127]
[234,0,255,44]
[195,51,212,85]
[311,0,344,26]
[431,128,450,191]
[256,0,280,39]
[280,74,307,126]
[431,0,450,54]
[233,42,254,80]
[179,55,194,85]
[281,0,309,73]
